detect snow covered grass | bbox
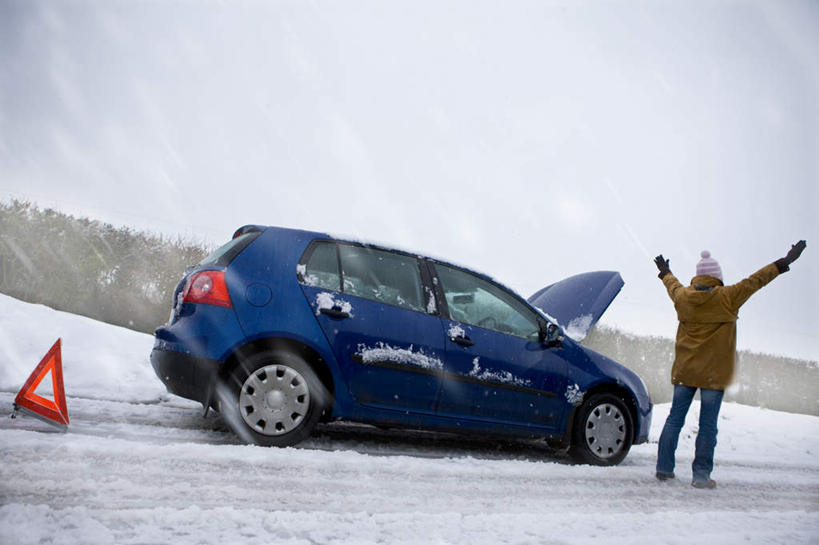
[0,294,817,544]
[0,295,161,402]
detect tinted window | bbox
[299,241,340,291]
[339,245,424,312]
[198,231,261,267]
[435,264,539,339]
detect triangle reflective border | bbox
[14,338,69,428]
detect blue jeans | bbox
[657,385,725,482]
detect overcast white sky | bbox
[1,0,817,360]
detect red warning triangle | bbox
[14,338,69,428]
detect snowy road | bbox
[0,295,817,544]
[1,391,818,545]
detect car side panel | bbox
[563,342,653,443]
[226,228,357,414]
[437,320,569,432]
[302,286,446,413]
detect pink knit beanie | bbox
[696,250,723,281]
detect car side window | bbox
[435,263,539,339]
[299,241,340,291]
[339,244,425,313]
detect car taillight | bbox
[182,271,233,308]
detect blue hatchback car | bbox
[151,225,651,465]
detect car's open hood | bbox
[527,271,623,342]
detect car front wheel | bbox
[570,393,633,466]
[220,351,329,447]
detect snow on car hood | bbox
[527,271,624,342]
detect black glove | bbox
[786,240,807,264]
[775,240,806,273]
[654,255,670,279]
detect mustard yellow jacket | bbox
[661,263,780,390]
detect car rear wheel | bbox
[570,393,633,466]
[220,351,329,447]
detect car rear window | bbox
[299,241,426,313]
[299,241,341,291]
[198,231,262,267]
[339,244,425,313]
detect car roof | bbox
[254,224,536,308]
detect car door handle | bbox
[320,307,350,319]
[450,335,475,347]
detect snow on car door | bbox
[299,241,445,413]
[432,263,568,431]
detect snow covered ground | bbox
[1,294,817,544]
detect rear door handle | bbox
[450,335,475,347]
[320,307,350,319]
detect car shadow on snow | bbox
[297,421,573,464]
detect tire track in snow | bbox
[3,422,817,516]
[2,394,817,517]
[2,393,818,545]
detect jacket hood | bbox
[690,275,723,288]
[527,271,623,342]
[686,275,723,307]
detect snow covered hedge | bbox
[584,326,818,416]
[0,200,209,334]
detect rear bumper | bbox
[150,345,221,407]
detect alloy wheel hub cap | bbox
[239,364,310,436]
[584,402,626,459]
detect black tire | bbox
[218,350,330,447]
[569,393,633,466]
